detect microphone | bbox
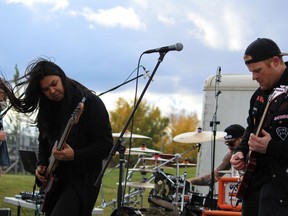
[216,66,221,82]
[143,43,183,54]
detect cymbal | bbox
[115,150,146,156]
[118,182,154,189]
[173,131,226,143]
[112,132,151,139]
[130,147,161,154]
[172,162,197,167]
[141,156,169,162]
[125,150,146,155]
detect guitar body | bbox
[40,174,58,212]
[236,153,257,199]
[38,98,85,213]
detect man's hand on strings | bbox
[248,129,271,154]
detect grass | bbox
[0,167,196,216]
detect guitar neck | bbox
[246,99,271,160]
[44,99,85,178]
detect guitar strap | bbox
[250,91,288,163]
[262,92,287,129]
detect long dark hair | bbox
[0,57,92,138]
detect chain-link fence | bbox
[3,134,38,174]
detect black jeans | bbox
[47,183,82,216]
[242,181,288,216]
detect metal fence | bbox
[3,134,38,174]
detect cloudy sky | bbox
[1,0,287,119]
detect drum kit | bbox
[101,129,226,216]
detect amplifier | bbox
[0,208,11,216]
[218,177,242,211]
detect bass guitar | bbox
[40,97,86,212]
[236,86,288,200]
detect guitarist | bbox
[230,38,288,216]
[0,58,113,216]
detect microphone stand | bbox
[208,67,221,210]
[94,52,167,216]
[97,73,146,97]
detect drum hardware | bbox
[148,172,191,215]
[120,172,155,208]
[126,154,147,181]
[123,188,145,207]
[180,171,187,212]
[147,145,200,215]
[100,198,117,209]
[98,160,128,209]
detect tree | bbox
[109,97,200,166]
[164,110,200,163]
[109,97,169,151]
[4,65,37,137]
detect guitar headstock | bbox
[269,85,288,102]
[71,97,86,125]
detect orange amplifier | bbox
[217,177,242,211]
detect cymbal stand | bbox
[180,171,187,212]
[126,154,145,181]
[94,52,168,216]
[99,162,124,208]
[173,153,181,216]
[124,154,148,206]
[153,144,200,169]
[123,187,145,207]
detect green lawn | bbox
[0,167,196,216]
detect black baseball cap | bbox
[244,38,288,65]
[224,124,245,140]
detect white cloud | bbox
[80,6,146,30]
[187,13,221,49]
[5,0,69,11]
[223,7,252,51]
[157,14,175,26]
[186,3,251,52]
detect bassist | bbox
[231,38,288,216]
[0,58,113,216]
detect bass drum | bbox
[111,207,143,216]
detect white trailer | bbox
[194,74,258,195]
